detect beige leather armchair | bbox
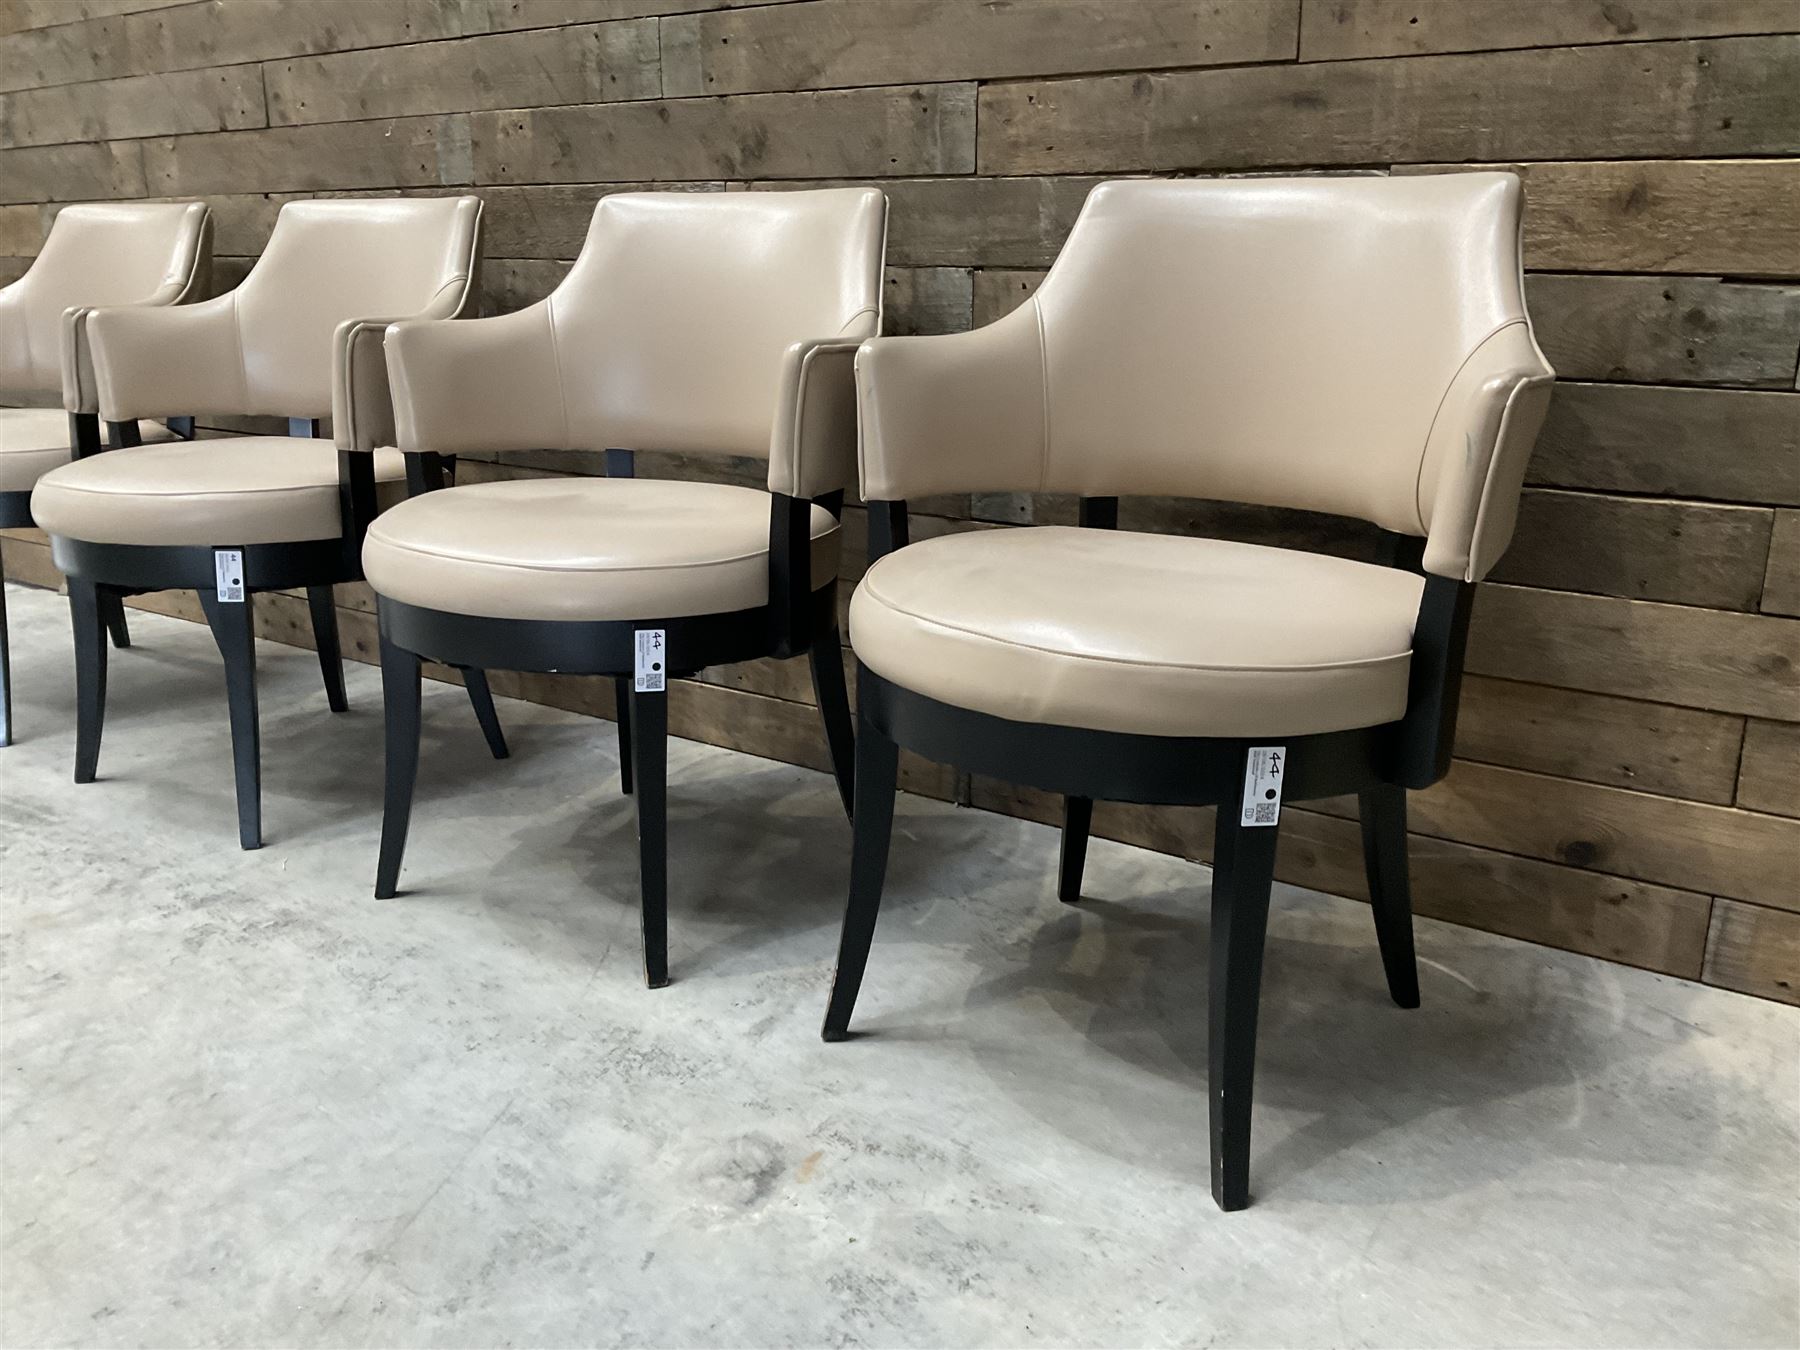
[0,201,211,748]
[29,197,484,850]
[360,188,886,990]
[819,175,1554,1211]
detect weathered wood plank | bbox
[0,531,62,590]
[1526,273,1800,389]
[1455,675,1745,805]
[978,37,1800,174]
[1738,718,1800,817]
[477,181,727,258]
[1703,899,1800,1003]
[471,84,976,183]
[1397,159,1800,277]
[1528,384,1800,507]
[141,116,474,196]
[1490,488,1774,610]
[746,175,1105,268]
[971,268,1043,326]
[662,0,1299,96]
[0,0,189,36]
[883,267,971,336]
[0,0,467,93]
[466,0,804,31]
[1763,508,1800,616]
[0,204,44,256]
[265,19,661,127]
[1466,583,1800,722]
[1314,759,1800,910]
[0,63,264,149]
[1301,0,1800,62]
[0,139,145,205]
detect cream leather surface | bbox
[363,477,839,622]
[851,528,1425,738]
[31,437,406,546]
[0,408,179,493]
[385,189,884,495]
[855,175,1553,584]
[88,198,481,423]
[0,202,210,411]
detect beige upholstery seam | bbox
[860,588,1413,675]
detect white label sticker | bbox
[1240,745,1285,828]
[214,549,245,603]
[634,628,666,693]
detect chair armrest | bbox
[386,301,565,454]
[1420,321,1556,583]
[768,338,864,499]
[856,301,1046,501]
[85,294,245,422]
[0,284,26,398]
[334,270,483,453]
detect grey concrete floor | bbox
[1,581,1796,1349]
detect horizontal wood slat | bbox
[978,37,1800,175]
[1397,160,1800,277]
[1528,384,1800,506]
[1703,900,1800,1003]
[264,20,662,127]
[1299,0,1800,62]
[1467,584,1800,722]
[661,0,1300,96]
[470,85,977,183]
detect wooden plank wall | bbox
[2,0,1797,1003]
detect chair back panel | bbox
[0,202,210,399]
[236,198,481,416]
[549,189,885,457]
[1035,175,1529,535]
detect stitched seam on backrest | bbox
[543,297,573,451]
[1032,297,1050,493]
[1413,317,1526,534]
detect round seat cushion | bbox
[0,409,178,495]
[30,436,406,545]
[849,526,1426,739]
[362,476,840,622]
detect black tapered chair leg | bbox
[821,719,901,1041]
[69,579,109,781]
[374,633,423,899]
[0,561,12,748]
[462,667,508,759]
[306,585,348,712]
[1360,783,1421,1009]
[809,625,855,819]
[614,676,633,795]
[99,590,131,650]
[1208,791,1279,1212]
[1058,795,1093,903]
[628,684,669,988]
[198,589,262,850]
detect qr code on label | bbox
[1250,801,1279,826]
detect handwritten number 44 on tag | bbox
[634,629,665,693]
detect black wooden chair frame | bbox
[372,447,855,991]
[41,413,501,849]
[0,412,193,746]
[820,496,1474,1212]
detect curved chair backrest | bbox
[1026,174,1541,539]
[236,198,482,416]
[548,188,885,457]
[0,202,211,400]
